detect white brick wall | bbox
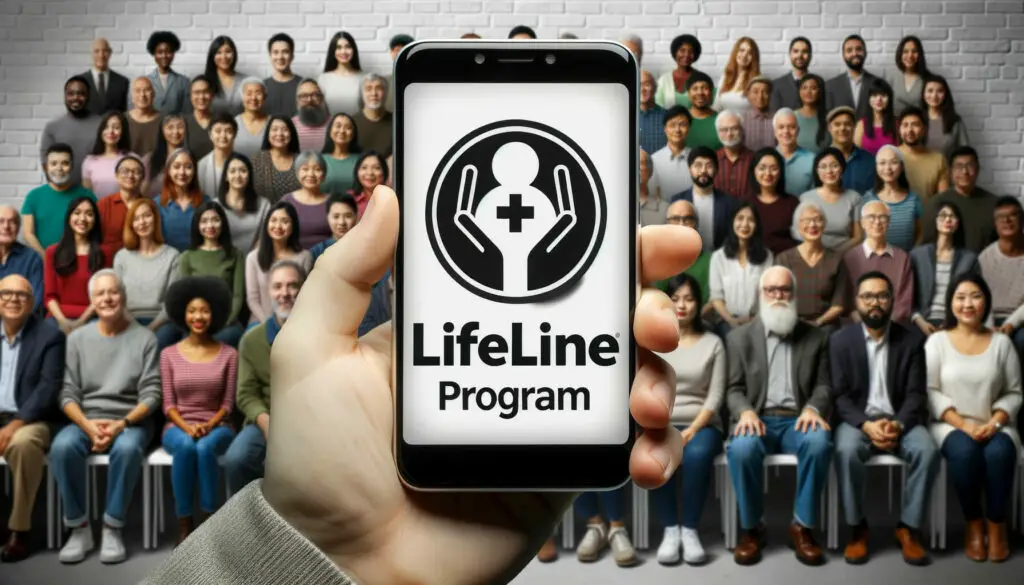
[1,0,1022,202]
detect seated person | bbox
[859,145,922,252]
[776,201,847,334]
[97,154,147,258]
[655,200,711,305]
[50,269,160,564]
[245,202,312,326]
[725,266,833,566]
[910,200,979,335]
[224,259,305,493]
[22,143,97,255]
[0,275,65,562]
[0,206,44,311]
[927,273,1021,563]
[977,196,1024,356]
[653,274,725,565]
[572,486,636,567]
[842,201,914,325]
[44,196,110,335]
[309,193,358,263]
[159,276,238,545]
[795,147,862,253]
[709,202,774,338]
[830,271,938,566]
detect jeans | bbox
[136,316,181,350]
[223,424,266,494]
[214,323,244,348]
[941,429,1017,523]
[50,421,153,528]
[575,485,629,523]
[834,422,939,528]
[652,425,723,529]
[161,425,235,518]
[726,416,833,530]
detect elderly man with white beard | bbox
[291,79,331,153]
[724,265,834,567]
[352,73,393,158]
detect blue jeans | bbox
[652,425,723,529]
[50,421,153,528]
[161,425,235,518]
[575,485,629,523]
[223,424,266,494]
[941,429,1017,522]
[214,323,244,348]
[136,316,181,350]
[726,415,833,530]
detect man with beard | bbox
[352,74,393,157]
[771,37,814,112]
[22,144,97,255]
[39,76,101,186]
[724,265,834,566]
[714,110,754,197]
[773,108,815,196]
[0,207,43,310]
[640,69,667,155]
[921,146,998,253]
[685,72,723,151]
[842,200,915,324]
[385,33,414,113]
[670,147,739,252]
[656,199,712,305]
[825,106,875,194]
[825,35,881,122]
[134,31,190,115]
[82,38,129,116]
[291,79,331,153]
[897,107,949,201]
[263,33,302,118]
[830,271,938,566]
[224,259,306,494]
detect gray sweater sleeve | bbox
[59,329,85,410]
[137,328,163,413]
[155,252,181,323]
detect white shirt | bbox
[648,145,692,201]
[692,190,715,252]
[92,68,108,94]
[863,325,895,417]
[848,72,863,110]
[862,239,893,259]
[709,248,774,318]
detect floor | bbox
[2,468,1023,585]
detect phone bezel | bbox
[392,40,639,491]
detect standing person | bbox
[743,76,777,152]
[44,197,109,334]
[796,147,863,253]
[748,148,799,254]
[126,77,162,158]
[860,145,923,252]
[920,146,998,254]
[82,38,129,116]
[232,79,271,160]
[263,33,302,118]
[639,70,667,156]
[197,114,238,198]
[795,75,828,154]
[159,149,210,253]
[773,108,815,197]
[252,116,302,204]
[0,207,44,311]
[910,201,980,336]
[713,37,760,114]
[292,79,331,152]
[205,36,248,118]
[39,76,102,186]
[143,115,188,198]
[352,74,393,157]
[96,154,147,258]
[922,75,969,161]
[886,36,930,116]
[655,34,706,110]
[825,35,881,122]
[185,76,216,161]
[218,153,271,253]
[771,37,813,112]
[22,144,97,255]
[245,202,313,325]
[318,31,364,117]
[854,78,898,155]
[309,194,358,263]
[897,107,949,202]
[139,31,190,115]
[321,113,361,196]
[685,72,722,151]
[345,151,389,220]
[385,34,414,113]
[776,202,847,334]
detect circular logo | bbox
[426,120,606,304]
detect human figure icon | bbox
[455,141,577,295]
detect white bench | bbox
[144,447,230,550]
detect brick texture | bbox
[0,0,1021,200]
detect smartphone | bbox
[393,40,638,491]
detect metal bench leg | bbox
[89,466,98,521]
[560,504,574,549]
[46,465,54,550]
[143,463,151,550]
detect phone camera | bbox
[474,53,485,64]
[545,54,556,65]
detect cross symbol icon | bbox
[496,193,534,233]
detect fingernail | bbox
[653,381,674,416]
[652,447,673,479]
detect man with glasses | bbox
[842,200,914,325]
[978,196,1024,365]
[292,79,330,152]
[0,207,43,312]
[657,199,711,303]
[725,265,834,566]
[669,147,740,252]
[830,271,938,566]
[96,155,146,257]
[921,146,998,253]
[0,275,66,562]
[714,110,754,197]
[39,76,102,186]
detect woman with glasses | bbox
[796,147,863,253]
[910,200,979,336]
[776,201,847,334]
[709,201,773,338]
[747,148,798,254]
[859,145,923,252]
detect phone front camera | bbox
[474,53,485,64]
[545,54,556,65]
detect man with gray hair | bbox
[714,110,754,197]
[0,206,43,310]
[353,73,393,157]
[292,78,330,152]
[620,33,643,64]
[774,107,815,196]
[50,268,160,564]
[225,259,307,493]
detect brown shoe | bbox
[844,523,869,564]
[987,520,1009,563]
[733,525,766,566]
[894,526,929,566]
[0,531,31,563]
[536,537,558,563]
[176,516,194,548]
[788,524,825,566]
[964,519,987,562]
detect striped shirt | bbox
[715,146,754,198]
[292,117,328,153]
[928,260,952,319]
[160,344,239,430]
[859,191,923,252]
[742,109,777,153]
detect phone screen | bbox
[394,42,637,489]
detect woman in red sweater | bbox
[159,276,238,545]
[44,196,109,334]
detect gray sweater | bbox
[661,333,727,430]
[39,113,102,185]
[60,321,162,419]
[114,245,181,321]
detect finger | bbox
[629,427,683,489]
[634,288,680,353]
[757,421,766,436]
[629,349,676,430]
[284,184,398,353]
[640,224,702,284]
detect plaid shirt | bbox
[640,104,667,155]
[715,146,754,198]
[743,109,777,153]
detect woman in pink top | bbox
[159,276,238,545]
[346,150,388,218]
[854,78,898,155]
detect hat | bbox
[826,106,856,124]
[745,75,773,91]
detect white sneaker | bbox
[608,526,638,567]
[657,525,682,564]
[99,526,127,564]
[58,524,94,564]
[681,527,707,564]
[576,522,607,562]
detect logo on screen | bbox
[425,120,606,304]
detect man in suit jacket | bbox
[829,270,938,566]
[0,275,66,562]
[725,266,833,567]
[669,146,740,252]
[825,35,880,122]
[770,37,813,112]
[83,38,129,116]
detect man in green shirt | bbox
[21,143,96,255]
[920,145,998,253]
[657,200,711,317]
[685,72,722,151]
[223,259,306,494]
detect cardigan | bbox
[908,244,979,324]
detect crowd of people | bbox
[0,24,1020,575]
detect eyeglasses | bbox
[0,290,31,302]
[667,215,697,227]
[297,92,323,101]
[799,217,823,226]
[862,214,890,224]
[762,285,793,299]
[858,292,892,304]
[666,121,689,130]
[118,168,143,177]
[937,212,958,221]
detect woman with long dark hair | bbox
[218,153,270,252]
[922,74,969,160]
[317,31,363,116]
[854,78,898,155]
[910,200,979,335]
[159,149,210,252]
[747,148,798,254]
[321,113,362,195]
[709,201,773,338]
[244,201,312,325]
[795,74,827,154]
[860,144,923,251]
[252,115,302,203]
[205,36,248,117]
[144,114,188,197]
[44,196,108,334]
[887,35,930,115]
[82,111,134,197]
[346,150,389,219]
